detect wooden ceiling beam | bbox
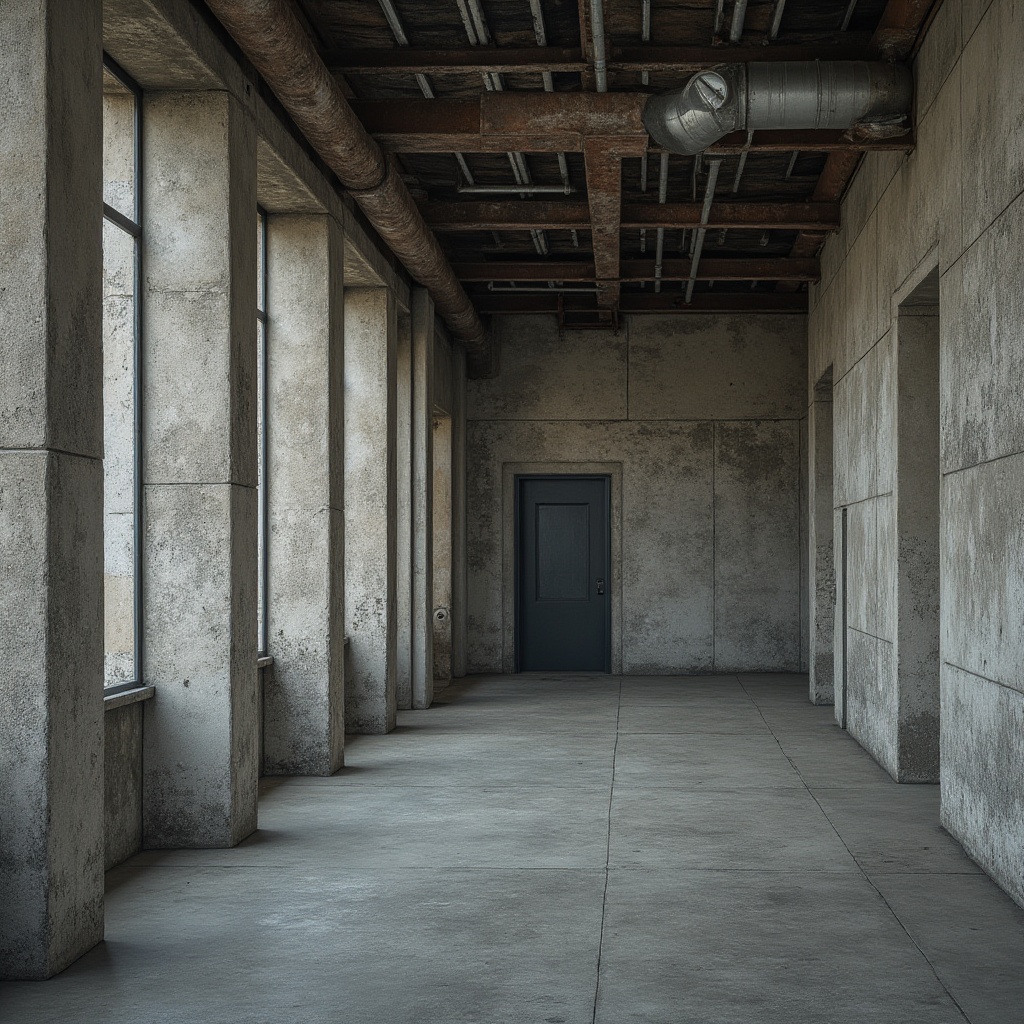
[327,40,873,77]
[474,292,808,314]
[421,200,839,232]
[454,258,820,282]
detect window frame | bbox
[257,206,270,656]
[102,54,145,696]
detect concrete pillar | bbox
[808,375,835,705]
[894,309,941,781]
[0,0,105,979]
[263,214,345,774]
[344,288,398,733]
[452,347,469,679]
[411,290,436,709]
[141,91,259,848]
[432,415,454,688]
[396,310,414,709]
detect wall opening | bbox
[895,268,941,781]
[432,414,453,689]
[810,366,835,705]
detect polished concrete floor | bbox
[4,674,1024,1023]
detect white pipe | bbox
[589,0,608,92]
[769,0,788,39]
[685,158,722,303]
[654,151,669,293]
[730,0,748,43]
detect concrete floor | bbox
[3,674,1023,1023]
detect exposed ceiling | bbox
[288,0,938,326]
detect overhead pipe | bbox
[685,158,723,304]
[645,61,913,156]
[730,0,749,42]
[653,152,670,293]
[589,0,609,92]
[205,0,487,352]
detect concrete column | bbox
[344,288,398,733]
[808,377,835,705]
[396,310,415,709]
[263,214,345,774]
[141,91,259,848]
[452,347,469,679]
[0,0,105,979]
[411,290,436,709]
[894,310,941,781]
[433,415,454,688]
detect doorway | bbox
[516,475,611,672]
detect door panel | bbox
[518,476,610,671]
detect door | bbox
[517,476,610,672]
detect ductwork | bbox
[644,62,913,156]
[203,0,489,354]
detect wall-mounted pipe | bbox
[645,61,913,156]
[205,0,487,352]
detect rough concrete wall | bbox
[467,314,807,675]
[104,704,143,870]
[807,0,1024,905]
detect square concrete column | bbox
[808,380,835,705]
[141,91,259,848]
[263,214,345,774]
[411,290,436,709]
[344,288,398,733]
[451,347,469,679]
[432,414,454,688]
[396,310,415,709]
[0,0,105,979]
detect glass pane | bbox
[103,75,136,222]
[257,210,265,313]
[102,221,137,686]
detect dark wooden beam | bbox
[350,95,913,155]
[455,257,820,282]
[474,292,808,314]
[326,40,873,77]
[423,200,840,232]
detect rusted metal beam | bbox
[327,40,873,76]
[202,0,488,354]
[351,95,913,155]
[583,139,623,307]
[423,200,840,231]
[473,292,808,313]
[454,258,820,282]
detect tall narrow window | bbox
[102,57,143,691]
[257,208,269,654]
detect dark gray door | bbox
[517,476,610,672]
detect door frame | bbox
[502,462,622,674]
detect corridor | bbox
[2,675,1022,1023]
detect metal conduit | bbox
[653,152,669,294]
[205,0,486,351]
[645,61,913,156]
[685,157,722,304]
[730,0,749,42]
[590,0,608,92]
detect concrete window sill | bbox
[257,656,274,669]
[103,685,155,712]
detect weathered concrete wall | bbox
[807,376,834,704]
[104,702,143,870]
[466,314,807,674]
[808,0,1024,905]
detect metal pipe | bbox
[486,284,601,293]
[714,0,725,36]
[654,151,669,293]
[685,157,722,303]
[841,0,859,31]
[769,0,788,39]
[589,0,608,92]
[730,0,748,43]
[641,0,651,85]
[457,183,575,195]
[204,0,487,351]
[645,61,914,156]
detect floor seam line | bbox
[591,674,623,1024]
[737,679,975,1024]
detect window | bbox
[102,56,142,692]
[257,207,269,654]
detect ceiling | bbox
[287,0,938,326]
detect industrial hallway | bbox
[3,676,1022,1024]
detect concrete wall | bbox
[467,313,807,675]
[807,0,1024,905]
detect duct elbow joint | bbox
[645,61,914,156]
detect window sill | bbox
[104,685,155,712]
[257,655,274,669]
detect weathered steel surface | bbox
[583,139,624,307]
[203,0,488,352]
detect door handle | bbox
[596,578,605,596]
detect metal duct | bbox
[203,0,488,354]
[644,61,913,156]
